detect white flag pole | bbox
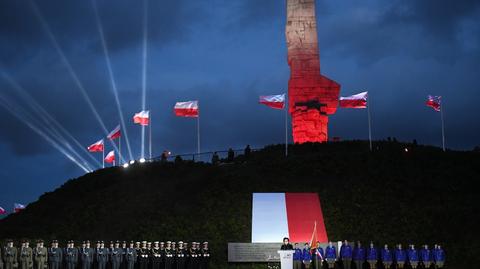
[102,148,105,169]
[285,94,288,157]
[367,93,373,151]
[197,107,201,156]
[149,111,152,159]
[440,102,446,152]
[119,137,122,164]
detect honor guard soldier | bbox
[65,241,79,269]
[340,240,352,269]
[120,242,127,269]
[292,243,302,269]
[381,245,393,269]
[302,243,312,269]
[163,242,174,269]
[433,245,445,269]
[110,241,122,269]
[4,240,18,269]
[96,241,109,269]
[137,242,149,269]
[394,244,406,269]
[19,240,33,269]
[199,242,210,269]
[366,242,378,269]
[150,242,162,269]
[353,241,365,269]
[48,240,62,269]
[134,242,141,269]
[175,242,187,269]
[420,245,431,269]
[325,242,336,269]
[124,242,136,269]
[187,243,199,269]
[33,240,47,269]
[407,244,419,269]
[313,242,323,269]
[80,241,94,269]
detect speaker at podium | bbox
[277,250,295,269]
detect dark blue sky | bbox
[1,0,479,213]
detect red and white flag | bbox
[339,91,368,108]
[426,95,441,112]
[259,94,286,109]
[174,101,199,117]
[14,203,26,213]
[107,125,121,140]
[0,206,6,215]
[87,139,104,152]
[104,150,115,164]
[251,193,328,243]
[133,110,150,126]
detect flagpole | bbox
[102,148,105,169]
[197,111,201,156]
[440,103,446,152]
[285,94,288,157]
[367,96,372,151]
[149,111,152,159]
[119,138,122,164]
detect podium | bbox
[277,250,295,269]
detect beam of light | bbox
[29,0,122,166]
[91,0,134,161]
[0,95,91,173]
[1,71,101,169]
[141,0,149,159]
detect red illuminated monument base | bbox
[286,0,340,143]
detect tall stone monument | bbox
[286,0,340,143]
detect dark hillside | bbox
[1,141,479,269]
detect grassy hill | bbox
[1,141,478,269]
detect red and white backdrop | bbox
[251,193,328,243]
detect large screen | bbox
[251,193,328,243]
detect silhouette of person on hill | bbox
[244,145,251,159]
[211,152,219,165]
[227,148,235,162]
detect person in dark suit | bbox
[280,238,293,250]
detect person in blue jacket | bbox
[353,241,365,269]
[292,243,302,269]
[433,245,445,269]
[325,241,336,269]
[380,244,393,269]
[340,240,353,269]
[313,241,324,269]
[366,242,378,269]
[302,243,312,269]
[394,244,406,269]
[407,244,419,269]
[420,245,431,269]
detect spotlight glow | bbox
[129,160,135,165]
[123,163,129,168]
[139,158,146,163]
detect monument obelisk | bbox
[286,0,340,143]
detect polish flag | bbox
[87,139,104,152]
[339,91,368,108]
[259,94,286,110]
[133,110,150,126]
[14,203,26,213]
[174,101,199,117]
[104,150,115,164]
[426,95,441,112]
[0,206,6,215]
[107,125,121,140]
[251,193,328,243]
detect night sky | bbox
[0,0,479,213]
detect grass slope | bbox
[1,141,478,269]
